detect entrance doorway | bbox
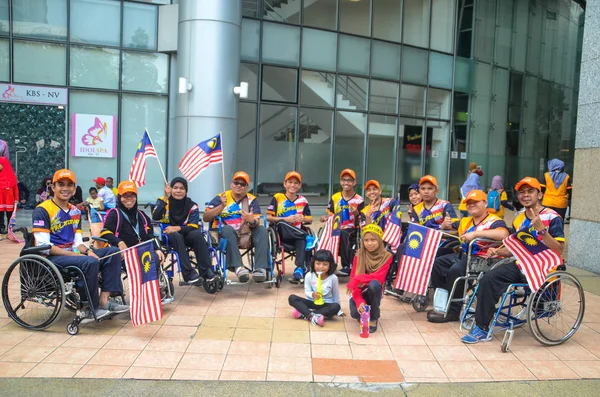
[1,103,66,206]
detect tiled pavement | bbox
[2,214,600,383]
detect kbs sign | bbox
[0,83,68,106]
[71,114,117,158]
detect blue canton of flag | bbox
[178,133,224,182]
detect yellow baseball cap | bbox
[365,180,381,190]
[232,171,250,184]
[515,177,542,192]
[465,189,487,203]
[118,181,138,196]
[53,169,76,184]
[362,224,383,239]
[284,171,302,183]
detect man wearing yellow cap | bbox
[267,171,313,282]
[462,177,565,343]
[204,171,270,283]
[427,190,508,324]
[32,169,128,322]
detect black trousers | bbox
[349,280,383,321]
[430,253,467,315]
[167,229,211,282]
[288,294,340,318]
[475,260,526,330]
[339,228,357,268]
[281,237,306,269]
[0,211,12,229]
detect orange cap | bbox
[465,189,487,203]
[364,180,380,190]
[284,171,302,183]
[53,169,76,184]
[118,181,138,196]
[340,169,356,180]
[419,175,438,187]
[515,177,542,192]
[232,171,250,185]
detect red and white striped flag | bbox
[503,228,563,292]
[394,223,443,296]
[129,130,157,187]
[383,208,402,253]
[317,214,341,261]
[124,241,163,326]
[178,133,223,182]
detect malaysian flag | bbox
[129,130,157,187]
[503,228,563,292]
[178,133,223,182]
[317,213,342,261]
[124,241,163,326]
[383,207,402,253]
[394,223,443,295]
[7,202,23,243]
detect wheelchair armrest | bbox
[92,236,109,243]
[21,245,52,255]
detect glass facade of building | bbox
[0,0,170,202]
[0,0,585,205]
[238,0,584,205]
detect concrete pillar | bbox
[568,2,600,273]
[174,0,241,206]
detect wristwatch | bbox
[537,228,548,237]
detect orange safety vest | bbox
[542,173,569,209]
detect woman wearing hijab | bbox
[36,177,54,204]
[152,177,216,284]
[458,172,482,217]
[487,175,514,219]
[346,224,393,333]
[541,159,571,219]
[407,183,422,223]
[0,157,18,234]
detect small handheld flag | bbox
[317,214,341,262]
[178,133,223,182]
[123,240,163,326]
[383,207,402,253]
[393,223,443,296]
[129,130,158,187]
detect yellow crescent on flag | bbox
[208,138,218,150]
[408,231,423,250]
[141,251,152,273]
[517,231,538,246]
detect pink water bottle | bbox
[359,305,370,338]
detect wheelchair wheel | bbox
[267,227,278,265]
[527,271,585,346]
[412,295,429,312]
[2,255,66,330]
[203,279,219,294]
[66,322,79,336]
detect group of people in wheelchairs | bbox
[2,166,585,351]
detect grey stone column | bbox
[174,0,241,206]
[568,2,600,273]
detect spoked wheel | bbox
[527,271,585,346]
[2,255,66,330]
[159,271,175,302]
[203,279,219,294]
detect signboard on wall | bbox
[71,114,117,158]
[0,83,68,106]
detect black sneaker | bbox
[0,227,6,234]
[426,310,460,323]
[203,269,217,282]
[337,267,351,277]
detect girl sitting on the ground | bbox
[288,249,341,327]
[347,224,393,333]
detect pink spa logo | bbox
[81,117,107,146]
[2,85,16,99]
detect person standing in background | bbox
[0,157,19,234]
[541,159,571,219]
[0,139,9,160]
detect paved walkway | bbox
[1,211,599,384]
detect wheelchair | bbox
[1,227,125,335]
[209,215,278,288]
[267,221,317,285]
[384,225,462,312]
[144,203,224,295]
[460,260,585,352]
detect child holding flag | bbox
[462,177,565,344]
[319,169,364,276]
[288,250,341,327]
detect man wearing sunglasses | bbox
[204,171,270,283]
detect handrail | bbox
[263,0,287,22]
